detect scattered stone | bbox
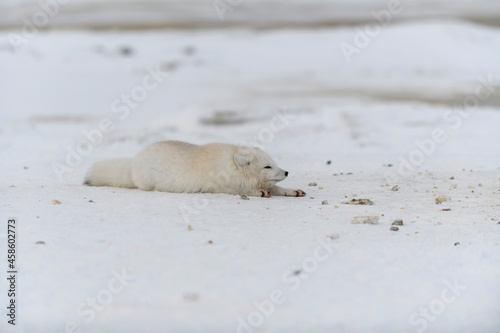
[351,216,379,225]
[435,195,450,204]
[207,240,213,244]
[449,184,457,190]
[23,166,28,170]
[183,293,199,301]
[293,269,303,276]
[119,46,133,56]
[342,198,374,205]
[309,197,314,199]
[88,200,94,203]
[308,182,317,186]
[332,173,338,176]
[454,242,460,246]
[449,176,455,180]
[392,219,403,226]
[390,226,399,231]
[322,200,328,205]
[327,233,340,240]
[162,61,180,72]
[441,208,451,211]
[187,225,193,231]
[318,187,324,189]
[478,183,483,187]
[52,199,61,205]
[240,195,249,200]
[391,185,399,191]
[326,160,331,165]
[183,46,196,56]
[35,241,45,245]
[347,172,353,175]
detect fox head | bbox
[233,147,288,188]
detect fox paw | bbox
[286,189,306,197]
[260,189,272,198]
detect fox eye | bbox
[264,166,272,169]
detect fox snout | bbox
[273,168,288,181]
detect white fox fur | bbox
[85,141,306,197]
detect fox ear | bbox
[234,150,253,166]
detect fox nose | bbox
[284,171,289,177]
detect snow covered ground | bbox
[1,6,500,333]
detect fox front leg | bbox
[244,189,272,198]
[268,185,306,197]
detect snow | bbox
[1,8,500,333]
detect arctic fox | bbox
[85,141,306,197]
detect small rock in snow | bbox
[342,198,374,205]
[435,195,450,204]
[351,216,379,225]
[392,219,403,226]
